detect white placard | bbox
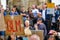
[47,8,54,14]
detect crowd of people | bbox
[0,3,60,40]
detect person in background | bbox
[42,3,47,21]
[48,30,60,40]
[15,5,20,15]
[55,5,59,21]
[24,20,34,30]
[49,5,60,37]
[34,18,47,37]
[49,16,60,40]
[20,6,27,22]
[37,12,44,22]
[57,16,60,32]
[4,5,10,16]
[32,5,40,24]
[27,7,34,26]
[27,7,34,19]
[51,5,60,31]
[50,6,58,32]
[37,5,42,13]
[10,5,19,15]
[42,3,53,34]
[41,3,47,27]
[55,16,60,40]
[24,20,35,36]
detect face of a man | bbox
[12,7,16,12]
[54,6,58,10]
[37,6,40,9]
[42,4,47,9]
[32,5,36,9]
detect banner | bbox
[4,15,44,40]
[30,30,44,40]
[4,15,24,35]
[47,3,55,14]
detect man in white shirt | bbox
[42,9,46,21]
[32,5,39,17]
[42,3,47,21]
[32,5,40,24]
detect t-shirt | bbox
[42,9,46,20]
[38,23,47,36]
[10,11,19,16]
[32,9,39,17]
[20,11,27,17]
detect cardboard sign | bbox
[47,3,55,14]
[47,3,55,8]
[31,30,44,40]
[47,8,55,14]
[4,15,24,35]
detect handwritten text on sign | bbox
[7,20,22,32]
[4,15,24,35]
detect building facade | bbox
[7,0,49,10]
[0,0,51,10]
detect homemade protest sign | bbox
[4,15,24,35]
[47,3,55,14]
[30,30,44,40]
